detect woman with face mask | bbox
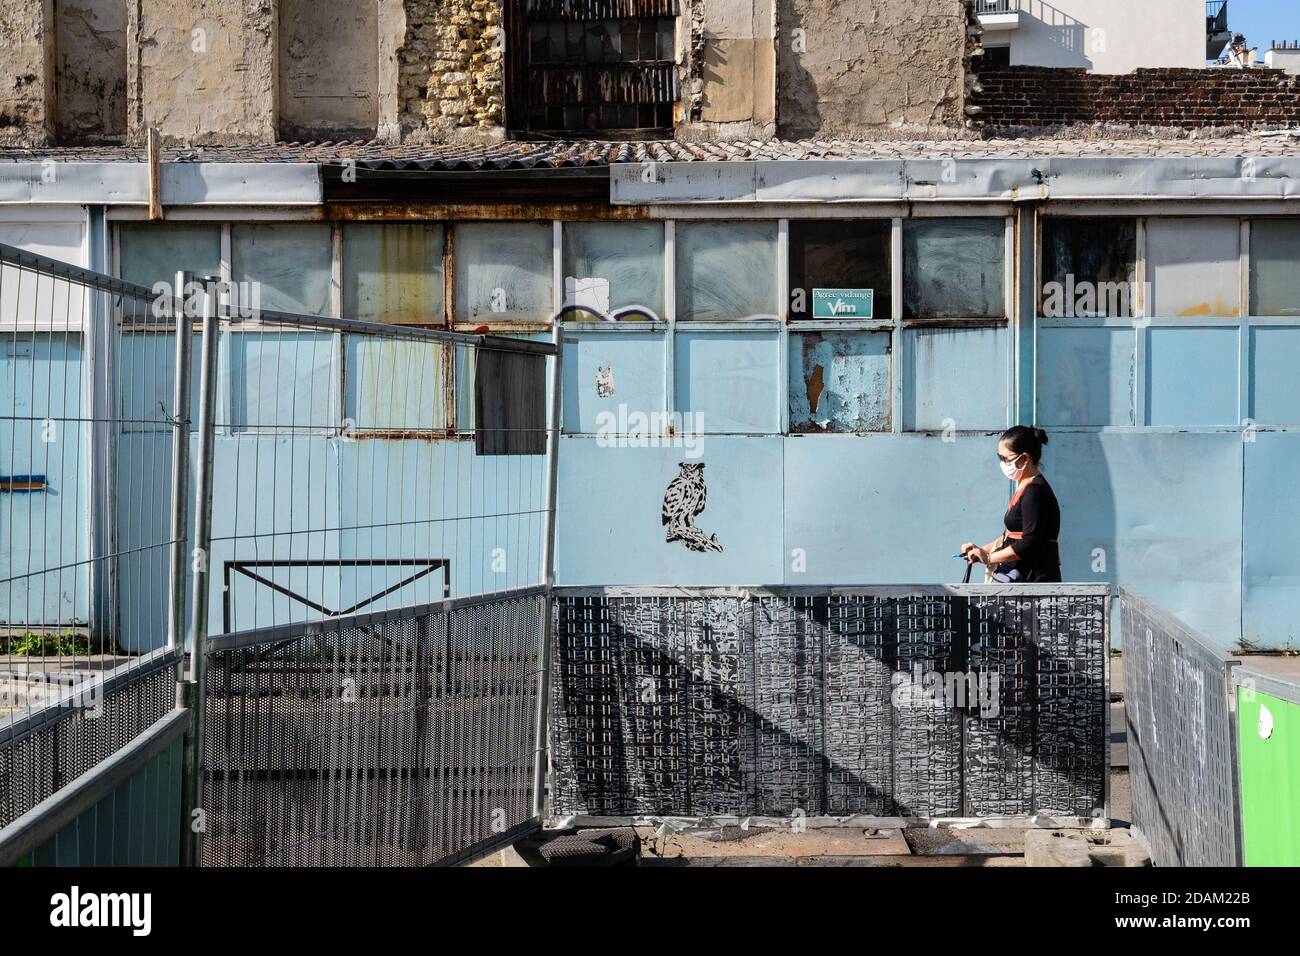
[959,426,1061,583]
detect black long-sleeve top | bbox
[1000,474,1061,583]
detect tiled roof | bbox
[2,135,1299,167]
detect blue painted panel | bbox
[117,332,201,434]
[113,432,175,652]
[0,335,89,628]
[554,436,785,585]
[782,434,1007,583]
[1249,325,1300,424]
[1242,432,1300,649]
[207,436,342,636]
[674,330,781,433]
[228,331,338,432]
[788,331,890,432]
[1145,326,1239,427]
[902,325,1010,431]
[562,328,666,434]
[1050,431,1243,646]
[1037,326,1135,427]
[338,439,545,602]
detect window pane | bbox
[676,221,778,321]
[119,222,221,292]
[1146,217,1240,318]
[562,221,664,317]
[1250,220,1300,316]
[231,222,333,316]
[903,218,1004,319]
[454,222,553,323]
[343,223,444,324]
[1039,218,1136,318]
[788,220,890,320]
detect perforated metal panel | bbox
[202,591,544,867]
[1122,588,1241,866]
[552,587,1109,821]
[0,652,178,830]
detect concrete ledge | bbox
[1025,829,1150,867]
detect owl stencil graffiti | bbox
[662,462,723,553]
[595,365,615,398]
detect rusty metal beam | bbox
[325,202,652,221]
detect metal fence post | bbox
[531,324,563,821]
[168,271,193,687]
[180,276,221,866]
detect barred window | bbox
[507,0,679,137]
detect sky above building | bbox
[1231,0,1300,50]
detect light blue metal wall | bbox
[0,336,89,628]
[7,217,1300,653]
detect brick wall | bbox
[973,66,1300,129]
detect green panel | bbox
[17,737,184,867]
[1237,688,1300,866]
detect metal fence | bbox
[551,585,1110,824]
[0,241,560,867]
[1121,587,1242,867]
[0,242,193,864]
[188,287,560,866]
[203,588,546,866]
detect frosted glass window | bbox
[231,222,333,316]
[562,221,664,317]
[1146,217,1240,318]
[1250,220,1300,316]
[454,222,553,323]
[119,222,222,292]
[903,219,1004,319]
[343,223,444,324]
[676,221,778,321]
[788,220,891,320]
[1039,218,1136,318]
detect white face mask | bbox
[999,455,1027,480]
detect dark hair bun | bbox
[1034,428,1049,447]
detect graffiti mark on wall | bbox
[596,365,615,398]
[662,462,723,553]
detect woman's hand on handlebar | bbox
[961,543,991,565]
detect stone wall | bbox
[397,0,503,141]
[973,65,1300,129]
[776,0,968,138]
[0,1,55,145]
